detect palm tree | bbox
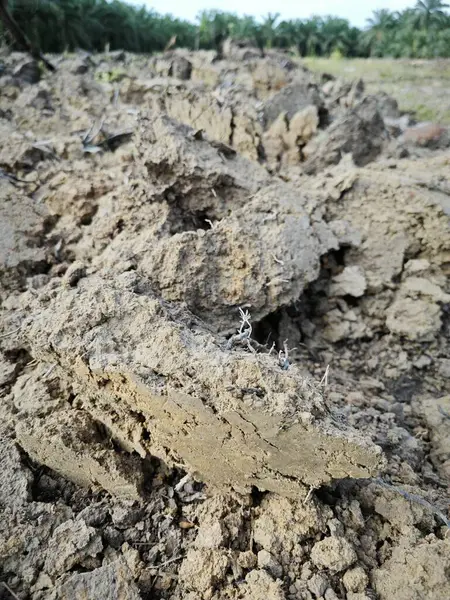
[319,17,354,56]
[261,12,279,48]
[3,0,450,59]
[304,17,322,56]
[0,0,56,69]
[414,0,449,29]
[363,9,398,56]
[366,8,398,31]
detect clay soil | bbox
[1,46,450,600]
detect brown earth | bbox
[0,46,449,600]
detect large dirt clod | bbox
[16,409,146,500]
[23,274,384,498]
[261,81,323,128]
[303,96,387,174]
[46,559,142,600]
[0,182,54,298]
[98,113,347,328]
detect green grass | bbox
[303,57,450,124]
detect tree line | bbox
[1,0,450,59]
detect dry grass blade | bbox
[1,582,21,600]
[374,478,450,529]
[0,327,21,339]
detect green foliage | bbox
[0,1,449,58]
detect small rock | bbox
[16,410,145,500]
[44,519,103,577]
[178,548,229,594]
[300,560,314,580]
[438,359,450,378]
[311,536,357,573]
[414,355,432,370]
[404,259,431,274]
[237,551,257,569]
[63,261,86,287]
[72,60,89,75]
[47,558,141,600]
[77,504,109,527]
[257,549,283,578]
[403,123,448,147]
[386,298,442,341]
[243,569,286,600]
[103,525,124,549]
[262,82,322,128]
[121,542,143,578]
[0,439,32,509]
[343,566,369,593]
[109,50,126,61]
[327,518,344,537]
[112,503,144,529]
[32,572,53,593]
[303,96,387,174]
[330,266,367,298]
[308,573,329,597]
[195,520,225,549]
[324,588,339,600]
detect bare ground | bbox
[0,46,450,600]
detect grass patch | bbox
[303,58,450,124]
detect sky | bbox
[139,0,415,28]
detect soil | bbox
[1,46,449,600]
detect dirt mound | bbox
[289,153,450,343]
[1,48,449,600]
[98,111,352,328]
[303,97,388,174]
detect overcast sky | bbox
[139,0,415,27]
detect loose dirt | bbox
[1,46,449,600]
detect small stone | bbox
[178,548,229,595]
[63,261,86,287]
[244,569,286,600]
[403,123,447,147]
[438,359,450,378]
[301,561,313,580]
[31,572,53,593]
[47,558,141,600]
[16,410,145,499]
[257,549,283,578]
[311,536,357,573]
[112,503,143,529]
[195,520,224,549]
[327,518,344,537]
[308,573,329,597]
[77,504,109,527]
[346,392,365,406]
[29,274,50,289]
[44,519,103,577]
[121,542,142,578]
[14,60,41,83]
[414,355,432,369]
[237,551,257,569]
[404,259,431,274]
[343,566,369,593]
[324,588,339,600]
[0,440,32,509]
[330,266,367,298]
[103,525,124,549]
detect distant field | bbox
[303,57,450,124]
